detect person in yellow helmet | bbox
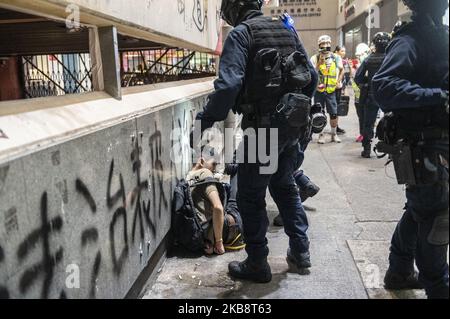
[311,35,345,144]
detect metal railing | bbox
[22,53,93,98]
[120,48,217,87]
[19,49,217,98]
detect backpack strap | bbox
[188,176,221,187]
[188,177,230,214]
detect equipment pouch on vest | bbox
[284,51,312,90]
[248,48,283,102]
[277,93,311,138]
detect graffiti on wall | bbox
[16,192,64,299]
[178,0,208,33]
[0,243,9,299]
[0,99,201,299]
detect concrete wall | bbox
[0,79,214,299]
[64,0,222,51]
[0,0,222,52]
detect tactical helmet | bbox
[221,0,263,27]
[402,0,449,17]
[392,20,408,35]
[372,32,392,51]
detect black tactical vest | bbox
[239,16,298,114]
[365,53,386,95]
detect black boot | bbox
[384,269,424,290]
[300,181,321,203]
[228,258,272,283]
[287,248,312,272]
[337,126,346,135]
[361,145,372,158]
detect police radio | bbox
[280,13,297,36]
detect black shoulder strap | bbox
[188,176,221,188]
[188,177,229,208]
[241,16,276,51]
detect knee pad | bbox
[330,114,338,120]
[428,209,449,246]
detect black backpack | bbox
[171,177,232,253]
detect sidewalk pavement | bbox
[141,95,427,299]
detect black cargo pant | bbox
[389,142,449,299]
[362,96,380,149]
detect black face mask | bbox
[319,47,332,54]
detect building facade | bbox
[264,0,340,57]
[263,0,405,58]
[337,0,400,57]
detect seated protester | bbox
[186,150,224,255]
[185,148,244,256]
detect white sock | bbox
[331,127,337,135]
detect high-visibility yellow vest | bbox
[317,55,338,94]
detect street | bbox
[142,95,426,300]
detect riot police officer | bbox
[373,0,449,299]
[355,32,391,158]
[194,0,318,283]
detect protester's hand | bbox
[337,82,343,90]
[214,240,225,255]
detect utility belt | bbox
[240,92,312,141]
[240,102,272,129]
[375,113,449,186]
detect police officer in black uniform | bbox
[355,32,391,158]
[194,0,318,283]
[373,0,449,299]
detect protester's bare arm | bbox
[207,190,225,254]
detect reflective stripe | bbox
[318,58,338,94]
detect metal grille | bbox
[19,49,216,98]
[22,53,93,98]
[120,48,217,87]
